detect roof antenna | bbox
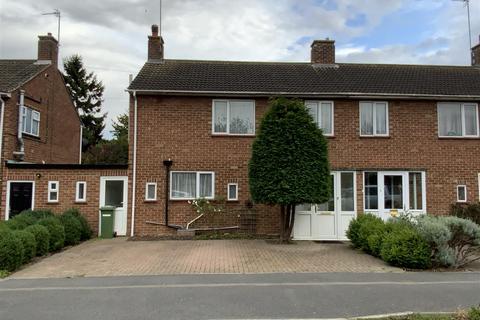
[42,9,61,45]
[453,0,472,49]
[159,0,162,36]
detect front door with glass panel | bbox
[100,177,128,236]
[293,172,356,240]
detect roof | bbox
[128,59,480,99]
[0,60,49,93]
[5,161,128,170]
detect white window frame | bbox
[48,181,59,203]
[305,100,334,136]
[145,182,157,201]
[212,99,255,136]
[21,106,40,137]
[457,185,467,203]
[75,181,87,202]
[359,101,389,137]
[437,102,479,138]
[227,183,238,201]
[170,171,215,200]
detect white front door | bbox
[378,172,407,220]
[293,171,356,241]
[100,177,128,236]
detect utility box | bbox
[100,206,115,239]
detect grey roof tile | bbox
[0,60,49,93]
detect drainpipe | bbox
[0,93,8,165]
[15,90,25,160]
[78,125,83,164]
[130,91,138,237]
[163,159,173,226]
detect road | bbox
[0,272,479,320]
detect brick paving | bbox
[11,238,401,278]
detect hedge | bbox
[13,230,36,263]
[0,229,24,272]
[63,208,92,241]
[38,217,65,252]
[59,213,82,246]
[24,224,50,256]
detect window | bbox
[457,185,467,202]
[305,101,334,135]
[317,174,335,211]
[409,173,423,210]
[438,103,478,137]
[21,106,40,136]
[171,172,214,200]
[364,172,378,210]
[227,183,238,201]
[212,100,255,135]
[360,102,388,136]
[75,181,86,202]
[48,181,59,203]
[145,183,157,201]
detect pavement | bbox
[1,272,479,320]
[11,238,400,278]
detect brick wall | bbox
[129,95,480,236]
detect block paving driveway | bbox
[10,238,402,278]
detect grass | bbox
[358,309,480,320]
[0,270,9,278]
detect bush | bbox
[469,307,480,320]
[12,230,36,263]
[64,208,92,241]
[38,217,65,252]
[24,224,50,256]
[59,212,82,246]
[415,215,480,268]
[347,213,384,249]
[0,229,24,271]
[5,212,37,230]
[380,224,431,269]
[450,202,480,225]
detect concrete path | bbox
[1,272,479,320]
[12,238,400,278]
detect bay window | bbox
[212,100,255,135]
[360,102,388,136]
[170,171,215,199]
[305,101,334,135]
[438,102,478,137]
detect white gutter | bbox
[130,91,138,237]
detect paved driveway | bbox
[11,238,400,278]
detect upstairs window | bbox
[48,181,59,203]
[438,103,478,137]
[171,172,214,200]
[360,102,388,136]
[212,100,255,135]
[22,106,40,136]
[305,101,334,135]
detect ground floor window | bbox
[170,171,215,200]
[48,181,59,203]
[76,181,87,202]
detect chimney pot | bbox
[311,39,335,64]
[471,35,480,66]
[38,33,58,67]
[152,24,159,36]
[148,24,164,61]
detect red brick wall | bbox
[1,167,128,234]
[128,95,480,236]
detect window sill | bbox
[22,133,41,140]
[144,199,158,203]
[438,136,480,140]
[46,201,59,205]
[359,135,390,139]
[211,133,255,138]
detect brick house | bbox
[0,34,127,234]
[125,25,480,240]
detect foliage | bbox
[59,213,83,246]
[63,54,106,149]
[111,112,129,140]
[0,270,9,278]
[380,224,431,269]
[468,307,480,320]
[4,212,37,230]
[38,217,65,252]
[64,208,92,241]
[0,229,24,272]
[188,198,225,216]
[415,215,480,268]
[450,202,480,225]
[24,224,50,256]
[13,230,36,263]
[248,97,331,241]
[347,213,383,250]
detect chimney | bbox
[148,24,164,61]
[311,39,335,64]
[37,32,58,67]
[472,35,480,66]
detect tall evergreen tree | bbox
[63,54,106,149]
[249,97,331,242]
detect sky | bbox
[0,0,479,139]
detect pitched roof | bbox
[0,60,49,93]
[128,59,480,98]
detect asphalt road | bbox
[0,272,479,320]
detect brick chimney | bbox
[311,39,335,64]
[148,24,164,61]
[472,35,480,66]
[38,33,58,67]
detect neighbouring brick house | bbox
[0,34,127,234]
[125,25,480,240]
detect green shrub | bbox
[357,214,385,253]
[64,208,92,241]
[38,217,65,252]
[24,224,50,256]
[12,230,36,263]
[0,229,24,271]
[347,213,383,249]
[380,224,431,269]
[468,307,480,320]
[450,202,480,225]
[59,212,82,246]
[5,212,37,230]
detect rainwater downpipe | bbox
[130,91,138,237]
[163,159,173,226]
[17,90,25,158]
[0,93,8,164]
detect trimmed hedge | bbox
[13,230,36,263]
[0,229,24,272]
[59,213,82,246]
[38,217,65,252]
[63,208,92,241]
[24,224,50,256]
